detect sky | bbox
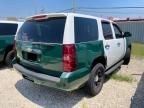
[0,0,144,19]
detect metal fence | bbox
[116,21,144,43]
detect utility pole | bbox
[34,1,38,14]
[73,0,76,13]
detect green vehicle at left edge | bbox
[0,21,23,67]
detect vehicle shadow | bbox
[15,79,89,108]
[0,63,9,70]
[130,72,144,108]
[104,67,121,83]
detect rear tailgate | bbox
[16,16,66,77]
[16,42,63,77]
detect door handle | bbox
[105,44,110,49]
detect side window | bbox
[102,21,113,40]
[113,24,123,39]
[0,23,18,36]
[74,17,99,43]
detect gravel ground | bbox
[0,58,144,108]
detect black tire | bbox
[5,50,14,67]
[123,48,131,65]
[86,63,105,96]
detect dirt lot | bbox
[0,57,144,108]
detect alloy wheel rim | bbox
[94,68,103,86]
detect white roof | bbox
[26,13,113,22]
[0,20,23,24]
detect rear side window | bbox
[102,21,113,40]
[17,17,66,43]
[0,23,18,36]
[74,17,98,43]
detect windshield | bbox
[16,17,66,43]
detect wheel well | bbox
[4,45,13,60]
[91,56,107,69]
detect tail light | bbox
[32,15,47,20]
[63,44,77,72]
[13,41,17,56]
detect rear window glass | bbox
[17,17,66,43]
[0,23,18,36]
[74,17,98,43]
[102,21,113,40]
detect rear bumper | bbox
[13,60,89,91]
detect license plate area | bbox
[22,51,39,62]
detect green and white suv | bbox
[13,13,132,96]
[0,21,23,67]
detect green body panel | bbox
[76,40,105,69]
[0,35,14,61]
[14,40,105,91]
[16,41,63,77]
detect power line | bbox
[77,10,144,14]
[78,6,144,10]
[55,8,73,13]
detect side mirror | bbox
[124,32,132,37]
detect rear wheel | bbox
[5,50,14,67]
[86,63,105,96]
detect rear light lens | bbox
[13,41,17,56]
[32,15,47,20]
[63,44,77,72]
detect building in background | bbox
[115,18,144,43]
